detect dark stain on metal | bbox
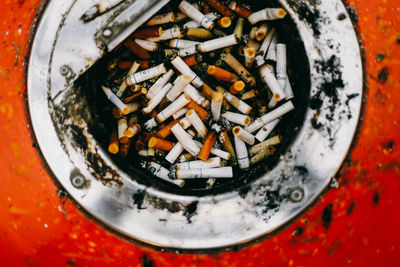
[184,201,198,224]
[337,13,346,21]
[346,201,356,215]
[287,0,321,37]
[376,53,385,62]
[238,186,251,199]
[132,190,146,210]
[346,5,359,23]
[382,140,394,153]
[377,67,389,83]
[373,192,380,205]
[140,253,154,267]
[322,203,333,230]
[294,226,304,236]
[66,260,76,266]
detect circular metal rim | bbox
[27,0,363,250]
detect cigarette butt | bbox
[146,69,174,100]
[228,1,252,18]
[112,107,124,119]
[183,54,199,67]
[171,56,204,88]
[171,124,200,156]
[207,65,239,82]
[178,153,194,162]
[233,17,244,39]
[211,92,223,120]
[198,132,217,161]
[205,0,233,17]
[148,26,183,42]
[184,84,210,107]
[165,142,185,164]
[135,133,154,151]
[257,27,276,60]
[219,131,236,159]
[143,83,173,114]
[112,102,139,119]
[249,135,282,155]
[146,12,176,26]
[124,39,150,60]
[102,85,129,115]
[201,83,217,100]
[255,23,268,41]
[186,100,208,121]
[233,126,255,145]
[176,166,233,179]
[179,1,215,30]
[255,119,279,142]
[186,109,208,138]
[126,63,167,85]
[148,137,174,151]
[118,117,129,143]
[206,178,216,188]
[132,26,163,39]
[241,89,258,100]
[174,12,188,22]
[244,47,256,68]
[259,64,286,101]
[248,8,287,24]
[217,17,232,28]
[156,94,191,123]
[219,87,252,114]
[134,39,159,52]
[119,138,132,158]
[175,157,222,171]
[173,108,189,120]
[108,132,119,154]
[221,111,250,126]
[166,75,192,102]
[229,80,245,95]
[122,88,147,103]
[184,27,214,39]
[157,119,181,139]
[250,146,276,164]
[147,161,185,187]
[222,53,256,86]
[169,39,200,49]
[124,123,141,138]
[196,34,240,53]
[234,135,249,169]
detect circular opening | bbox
[74,0,310,196]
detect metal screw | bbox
[71,175,85,188]
[102,28,113,38]
[289,187,304,203]
[60,65,70,76]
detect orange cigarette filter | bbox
[207,65,239,82]
[124,123,141,138]
[230,80,245,95]
[148,137,174,151]
[122,88,147,103]
[186,100,208,121]
[132,26,162,39]
[112,107,124,119]
[108,132,119,154]
[118,60,150,70]
[157,119,180,139]
[119,138,132,158]
[183,55,198,67]
[229,2,252,18]
[124,39,150,60]
[201,83,217,100]
[205,0,233,17]
[219,131,236,158]
[217,17,232,28]
[198,132,217,161]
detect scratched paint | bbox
[0,0,399,266]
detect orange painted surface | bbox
[0,0,399,266]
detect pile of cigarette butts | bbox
[102,0,295,189]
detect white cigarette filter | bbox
[116,61,140,97]
[173,108,189,119]
[211,92,223,120]
[193,140,231,160]
[146,12,176,26]
[222,53,256,86]
[245,101,294,133]
[196,34,240,53]
[249,135,282,155]
[186,109,208,138]
[248,8,287,24]
[175,157,222,170]
[169,39,200,49]
[257,27,276,62]
[234,135,250,169]
[266,33,278,61]
[126,63,167,85]
[179,1,215,30]
[276,44,287,89]
[183,20,201,28]
[101,85,129,114]
[171,123,201,156]
[148,26,183,42]
[166,75,192,102]
[233,126,255,145]
[259,64,286,101]
[221,112,251,126]
[165,142,185,164]
[249,27,258,40]
[156,94,191,123]
[176,167,233,179]
[171,56,204,88]
[222,90,252,115]
[147,161,185,187]
[143,83,173,114]
[255,119,280,142]
[117,117,128,140]
[134,39,159,52]
[146,69,174,99]
[250,146,275,164]
[179,117,192,129]
[285,76,294,100]
[244,47,256,68]
[184,84,210,107]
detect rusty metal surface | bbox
[0,0,399,265]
